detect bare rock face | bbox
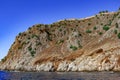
[0,11,120,72]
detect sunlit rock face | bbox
[0,11,120,71]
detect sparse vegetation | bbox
[99,10,108,14]
[59,39,64,43]
[95,15,99,19]
[103,25,109,31]
[59,28,62,31]
[23,33,26,36]
[64,31,66,35]
[70,45,78,51]
[99,32,103,35]
[28,37,31,40]
[118,33,120,39]
[76,24,78,27]
[119,7,120,11]
[3,10,120,71]
[116,23,119,28]
[77,41,82,48]
[30,50,36,57]
[45,31,52,41]
[1,57,6,62]
[93,26,97,30]
[28,46,36,57]
[28,46,32,51]
[113,13,118,18]
[19,32,22,36]
[118,16,120,18]
[101,23,103,25]
[86,29,92,33]
[88,23,91,26]
[78,33,82,36]
[36,25,40,28]
[71,28,73,31]
[108,20,112,26]
[114,29,118,34]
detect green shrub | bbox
[76,24,78,27]
[1,58,5,62]
[28,27,32,30]
[30,50,36,57]
[108,20,112,26]
[1,57,6,62]
[59,28,62,31]
[93,26,97,30]
[101,23,103,25]
[95,15,99,19]
[28,46,36,57]
[88,23,91,26]
[18,40,21,43]
[71,28,73,31]
[28,46,32,51]
[86,29,92,33]
[77,41,82,48]
[99,10,108,14]
[23,33,26,36]
[118,33,120,39]
[118,7,120,11]
[116,23,119,28]
[59,40,64,43]
[103,26,109,31]
[64,31,66,35]
[28,37,31,40]
[19,32,22,36]
[70,45,78,51]
[78,33,82,36]
[78,45,82,48]
[99,32,103,35]
[114,29,117,34]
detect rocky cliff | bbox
[0,11,120,71]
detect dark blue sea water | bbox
[0,71,120,80]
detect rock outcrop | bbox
[0,11,120,71]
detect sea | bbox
[0,71,120,80]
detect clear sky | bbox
[0,0,120,60]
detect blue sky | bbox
[0,0,120,60]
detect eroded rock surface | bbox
[1,11,120,71]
